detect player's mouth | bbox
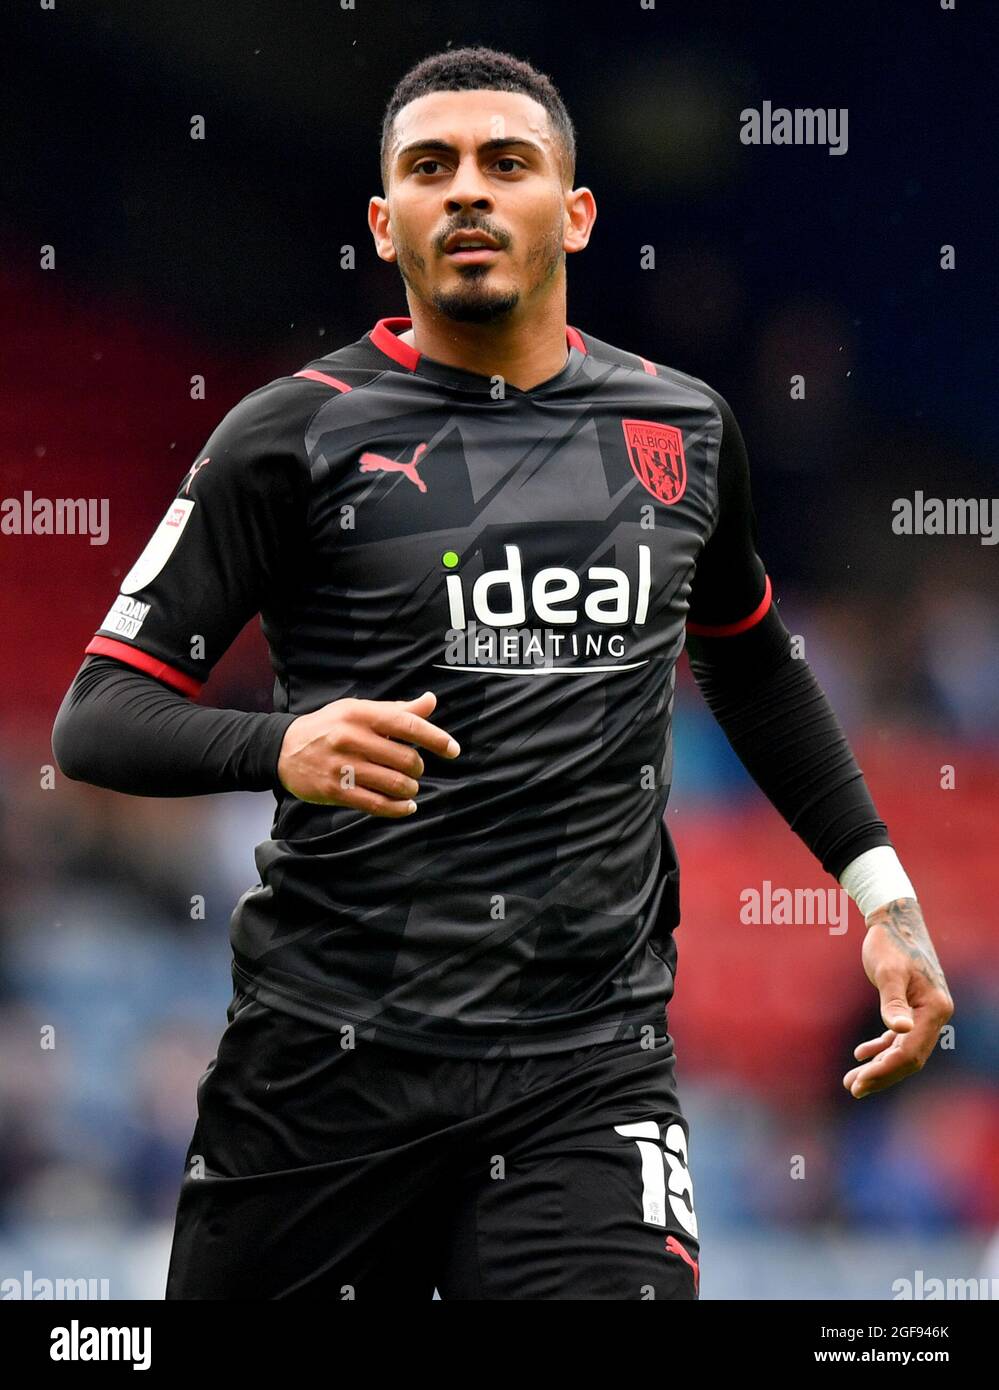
[444,231,503,263]
[447,247,501,263]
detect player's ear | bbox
[368,196,397,263]
[564,187,596,254]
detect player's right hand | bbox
[276,690,460,816]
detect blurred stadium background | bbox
[1,1,995,1298]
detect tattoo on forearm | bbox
[867,897,949,994]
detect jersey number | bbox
[614,1120,698,1238]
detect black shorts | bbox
[165,986,700,1300]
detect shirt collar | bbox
[368,316,588,396]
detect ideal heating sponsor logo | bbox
[434,543,652,675]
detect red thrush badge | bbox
[622,419,687,505]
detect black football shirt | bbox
[83,316,772,1058]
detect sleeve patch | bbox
[120,498,196,595]
[98,594,151,640]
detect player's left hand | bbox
[843,897,954,1100]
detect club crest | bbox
[621,419,687,506]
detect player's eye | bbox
[412,157,524,177]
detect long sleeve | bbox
[52,374,331,798]
[684,390,892,879]
[52,654,298,796]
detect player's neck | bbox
[398,304,571,392]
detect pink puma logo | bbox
[358,442,429,493]
[182,456,211,495]
[665,1235,699,1294]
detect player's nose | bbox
[443,155,494,217]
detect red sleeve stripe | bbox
[293,369,353,391]
[84,636,205,696]
[686,574,773,637]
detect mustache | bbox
[438,223,509,251]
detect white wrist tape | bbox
[838,845,917,920]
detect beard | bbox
[396,223,564,323]
[429,271,521,324]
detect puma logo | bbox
[665,1234,699,1294]
[358,442,429,493]
[182,456,211,495]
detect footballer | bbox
[52,46,953,1300]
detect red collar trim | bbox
[369,316,587,370]
[369,317,421,369]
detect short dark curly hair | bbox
[380,45,576,193]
